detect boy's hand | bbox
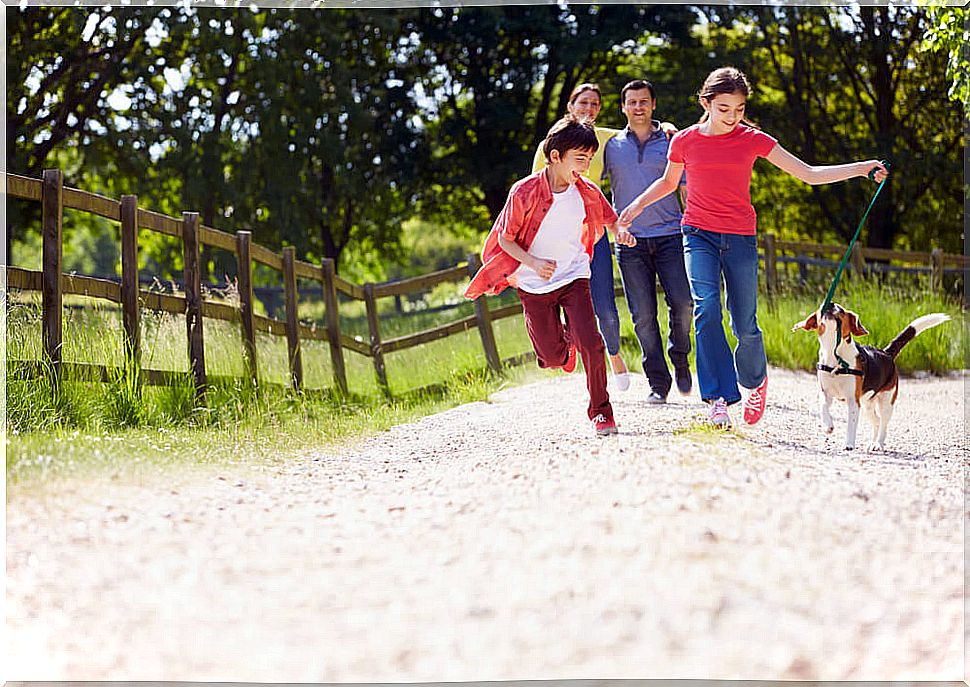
[615,228,637,247]
[531,257,557,280]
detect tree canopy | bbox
[6,4,963,280]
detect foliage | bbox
[692,5,962,253]
[403,5,696,221]
[921,3,970,111]
[6,4,963,276]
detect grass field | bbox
[5,275,964,484]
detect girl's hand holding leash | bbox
[865,160,889,183]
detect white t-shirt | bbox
[512,183,590,294]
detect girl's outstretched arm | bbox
[618,161,684,228]
[766,145,889,185]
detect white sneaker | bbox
[614,372,631,392]
[708,397,731,428]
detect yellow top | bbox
[531,125,620,185]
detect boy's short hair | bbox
[620,79,657,104]
[542,115,598,162]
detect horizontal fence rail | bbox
[5,169,965,402]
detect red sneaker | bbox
[743,375,768,425]
[592,413,617,436]
[562,342,578,374]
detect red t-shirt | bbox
[668,124,777,235]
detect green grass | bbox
[5,367,539,487]
[614,277,964,377]
[672,420,746,442]
[4,289,545,485]
[5,277,964,486]
[760,278,964,375]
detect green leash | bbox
[820,160,890,372]
[820,160,891,313]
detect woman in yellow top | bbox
[532,83,631,389]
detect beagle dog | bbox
[792,303,950,451]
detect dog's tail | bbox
[883,313,951,359]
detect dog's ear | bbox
[792,312,818,332]
[845,310,868,337]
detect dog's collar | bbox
[816,363,863,376]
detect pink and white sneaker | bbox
[743,375,768,425]
[708,397,731,428]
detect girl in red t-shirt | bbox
[618,67,888,429]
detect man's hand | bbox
[531,257,557,280]
[659,121,679,136]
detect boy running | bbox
[465,116,637,436]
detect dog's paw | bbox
[865,441,884,453]
[823,424,834,435]
[843,443,855,451]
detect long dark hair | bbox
[697,67,759,128]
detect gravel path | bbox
[6,366,965,681]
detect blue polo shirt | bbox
[603,124,684,239]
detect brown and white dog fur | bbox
[792,303,950,451]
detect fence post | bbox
[321,258,348,395]
[467,253,501,373]
[930,248,944,293]
[763,233,778,296]
[282,246,303,391]
[850,243,867,277]
[236,231,258,387]
[41,169,64,390]
[182,212,207,403]
[362,282,389,395]
[120,195,141,389]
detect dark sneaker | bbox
[675,366,693,396]
[592,413,618,436]
[743,375,768,425]
[645,391,667,405]
[562,342,578,374]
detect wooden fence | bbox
[5,169,967,402]
[5,169,519,401]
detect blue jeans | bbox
[681,225,766,405]
[589,232,622,356]
[615,233,693,396]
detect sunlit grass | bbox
[5,277,963,486]
[672,420,745,442]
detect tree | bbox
[224,9,429,271]
[404,5,696,223]
[706,5,961,252]
[921,3,970,112]
[5,6,193,263]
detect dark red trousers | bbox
[517,278,612,421]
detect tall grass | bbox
[760,278,963,375]
[613,277,964,377]
[5,277,964,483]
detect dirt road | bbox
[6,367,965,680]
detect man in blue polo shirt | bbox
[603,79,694,403]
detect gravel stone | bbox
[6,366,965,680]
